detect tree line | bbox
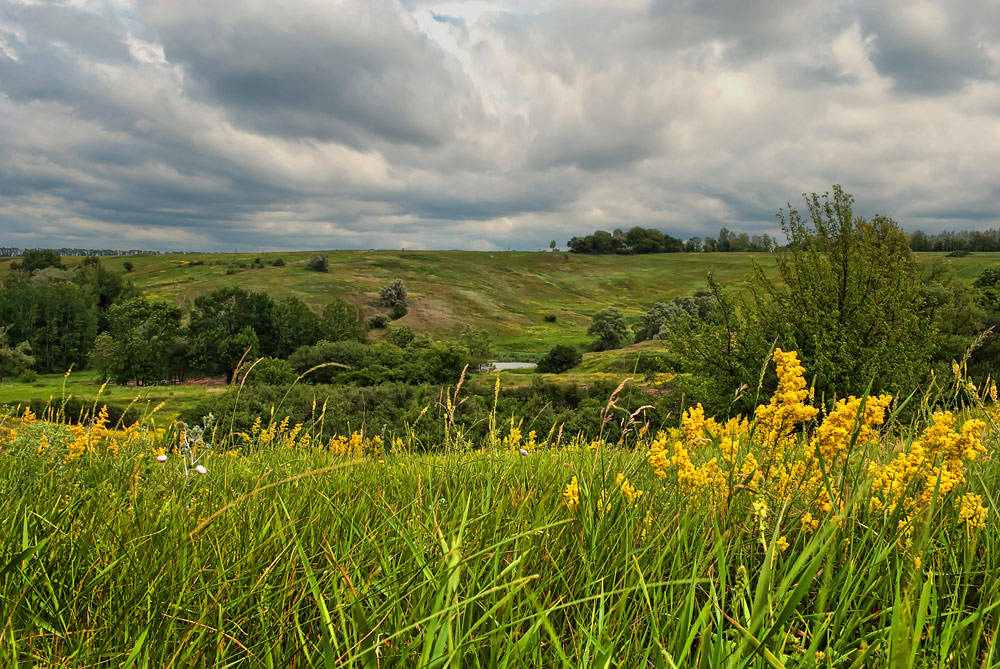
[0,250,491,388]
[566,227,776,255]
[568,225,1000,256]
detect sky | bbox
[1,0,998,252]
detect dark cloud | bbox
[139,0,482,146]
[857,2,997,95]
[0,0,997,252]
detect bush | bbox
[536,344,582,374]
[946,249,970,257]
[271,257,285,267]
[307,254,329,272]
[380,279,408,307]
[384,324,415,348]
[390,302,408,320]
[240,357,296,386]
[587,307,629,351]
[368,315,389,329]
[543,314,557,323]
[18,369,38,383]
[123,261,133,272]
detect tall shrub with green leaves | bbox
[663,186,933,413]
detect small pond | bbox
[487,361,537,371]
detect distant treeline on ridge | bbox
[566,226,1000,255]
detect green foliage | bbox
[389,301,408,320]
[384,324,414,348]
[306,254,329,272]
[187,287,278,381]
[17,369,38,383]
[241,356,296,386]
[273,297,324,358]
[380,278,408,307]
[543,313,557,323]
[287,339,469,386]
[20,249,65,273]
[0,282,98,373]
[321,297,368,344]
[123,261,134,272]
[458,325,492,371]
[633,290,716,343]
[919,260,986,371]
[107,297,183,386]
[587,307,629,351]
[90,332,115,380]
[368,314,389,329]
[536,344,582,373]
[662,186,933,413]
[974,268,1000,289]
[271,257,285,267]
[0,326,34,383]
[72,257,136,330]
[946,249,971,257]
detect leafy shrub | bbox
[384,324,415,348]
[307,254,329,272]
[974,268,1000,289]
[946,249,970,257]
[123,261,133,272]
[543,314,557,323]
[18,369,38,383]
[368,315,389,329]
[389,302,408,320]
[380,279,408,307]
[271,257,285,267]
[587,307,629,351]
[536,344,581,373]
[241,357,296,386]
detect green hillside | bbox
[4,250,1000,359]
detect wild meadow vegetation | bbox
[1,351,999,666]
[3,187,1000,665]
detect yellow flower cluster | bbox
[327,432,384,457]
[563,476,580,511]
[642,348,991,544]
[752,349,819,461]
[869,411,987,535]
[240,416,309,449]
[562,472,643,513]
[67,405,110,461]
[615,473,643,506]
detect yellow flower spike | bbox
[563,476,580,511]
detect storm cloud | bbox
[0,0,998,251]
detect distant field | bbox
[3,250,1000,360]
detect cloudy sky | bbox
[1,0,998,251]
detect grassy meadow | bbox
[2,250,994,360]
[5,250,777,359]
[3,249,1000,417]
[2,351,1000,666]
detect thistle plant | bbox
[158,414,215,506]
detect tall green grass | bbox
[1,421,998,666]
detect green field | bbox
[3,250,1000,416]
[5,249,999,360]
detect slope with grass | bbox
[3,250,775,358]
[5,250,998,359]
